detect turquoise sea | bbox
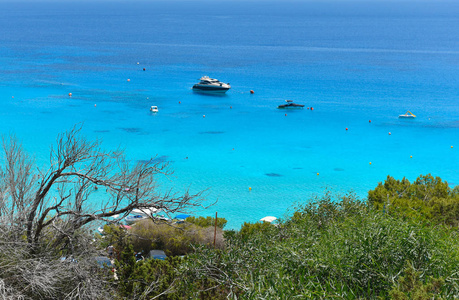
[0,1,458,228]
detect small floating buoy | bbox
[94,104,97,107]
[369,120,371,123]
[249,187,252,191]
[68,93,72,97]
[388,132,391,135]
[369,162,372,165]
[127,79,130,82]
[250,90,254,94]
[311,107,314,110]
[451,146,454,148]
[346,128,348,131]
[179,101,181,104]
[317,172,319,176]
[136,62,139,65]
[203,115,205,118]
[307,107,310,110]
[230,106,232,109]
[232,148,234,150]
[410,155,413,158]
[143,68,145,71]
[285,113,287,116]
[11,96,14,99]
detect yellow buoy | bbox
[369,162,372,165]
[410,155,413,158]
[316,173,319,176]
[451,146,454,148]
[249,187,252,191]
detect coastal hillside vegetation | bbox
[1,129,458,299]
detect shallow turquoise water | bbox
[0,1,458,228]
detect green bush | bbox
[129,219,225,256]
[178,193,459,299]
[185,216,227,229]
[368,174,459,226]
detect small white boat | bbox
[399,111,416,118]
[150,106,158,113]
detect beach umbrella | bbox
[174,214,190,220]
[260,216,277,223]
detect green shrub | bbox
[129,219,225,256]
[186,216,227,229]
[390,262,445,300]
[368,174,459,226]
[178,193,459,299]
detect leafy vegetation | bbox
[368,174,459,226]
[2,157,459,300]
[178,191,459,299]
[186,216,228,229]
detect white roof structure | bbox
[260,216,277,223]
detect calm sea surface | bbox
[0,1,458,228]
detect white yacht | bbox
[192,76,231,93]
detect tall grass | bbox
[178,193,459,299]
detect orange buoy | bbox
[410,155,413,158]
[249,187,252,191]
[179,101,181,104]
[369,120,371,123]
[369,162,372,165]
[143,68,145,71]
[127,79,130,82]
[316,172,319,176]
[203,115,205,118]
[250,90,254,94]
[346,128,348,131]
[230,106,232,109]
[94,104,97,107]
[311,107,314,110]
[68,93,72,97]
[307,107,310,110]
[285,113,287,116]
[388,132,391,135]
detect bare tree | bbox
[0,125,208,298]
[1,125,206,251]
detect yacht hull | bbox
[192,85,230,93]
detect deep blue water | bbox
[0,1,458,228]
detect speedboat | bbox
[399,111,416,118]
[277,100,305,109]
[192,76,231,93]
[150,106,158,113]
